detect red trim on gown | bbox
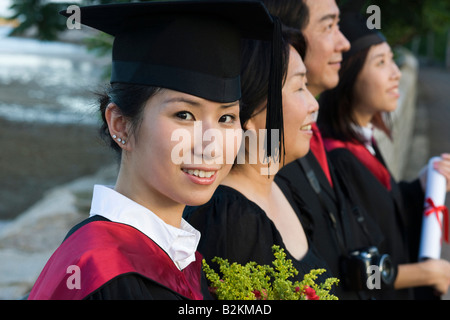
[28,220,203,300]
[323,137,392,191]
[310,123,333,187]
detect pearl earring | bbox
[112,134,126,145]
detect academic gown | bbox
[276,125,389,299]
[28,216,209,300]
[183,184,333,288]
[324,139,427,299]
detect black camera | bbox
[341,246,396,291]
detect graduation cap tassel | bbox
[265,16,284,172]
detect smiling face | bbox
[303,0,350,96]
[352,42,402,125]
[114,88,241,219]
[246,46,318,166]
[282,46,319,163]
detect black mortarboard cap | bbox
[340,11,386,60]
[60,0,284,159]
[60,0,276,103]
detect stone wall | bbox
[0,165,117,299]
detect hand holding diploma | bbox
[418,156,450,260]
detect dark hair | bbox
[97,83,161,156]
[317,48,370,143]
[240,29,306,126]
[262,0,309,31]
[283,26,307,60]
[240,39,284,128]
[241,31,296,120]
[239,28,306,164]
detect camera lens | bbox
[378,254,395,285]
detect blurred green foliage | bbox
[8,0,71,40]
[7,0,145,41]
[338,0,450,46]
[369,0,450,46]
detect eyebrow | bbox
[164,97,239,109]
[319,13,337,23]
[293,71,307,78]
[370,51,393,61]
[221,101,240,109]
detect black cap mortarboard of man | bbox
[340,11,386,60]
[60,0,283,159]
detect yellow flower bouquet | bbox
[202,245,339,300]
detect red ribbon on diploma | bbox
[424,197,449,243]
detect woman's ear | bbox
[242,118,253,131]
[244,106,267,132]
[105,103,130,150]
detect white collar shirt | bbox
[89,184,201,271]
[352,123,376,155]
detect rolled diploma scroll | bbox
[418,157,448,260]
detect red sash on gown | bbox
[323,137,392,191]
[28,220,203,300]
[310,123,333,187]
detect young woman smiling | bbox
[108,88,241,227]
[28,1,280,300]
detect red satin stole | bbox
[28,220,203,300]
[323,137,392,191]
[310,123,333,188]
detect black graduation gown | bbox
[326,144,426,299]
[277,151,385,299]
[28,216,210,300]
[183,184,333,287]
